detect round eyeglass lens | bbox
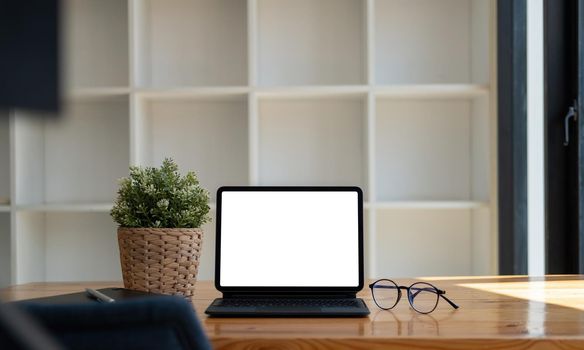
[372,280,399,309]
[408,282,440,314]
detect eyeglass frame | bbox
[368,279,460,314]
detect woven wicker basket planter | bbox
[117,227,203,297]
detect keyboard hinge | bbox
[222,292,357,299]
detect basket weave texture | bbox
[117,227,203,297]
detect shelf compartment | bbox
[258,97,366,192]
[0,114,10,204]
[135,0,247,87]
[375,0,489,84]
[0,213,10,287]
[375,97,490,201]
[374,209,472,277]
[14,96,130,206]
[14,212,121,282]
[45,213,120,281]
[63,0,129,88]
[13,212,46,283]
[138,96,249,201]
[257,0,365,86]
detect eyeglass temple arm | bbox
[368,284,401,289]
[409,287,460,310]
[439,293,459,309]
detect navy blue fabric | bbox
[16,296,211,350]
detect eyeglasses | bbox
[369,279,460,314]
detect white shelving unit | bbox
[0,0,497,286]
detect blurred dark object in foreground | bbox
[0,0,60,112]
[0,302,62,350]
[1,296,211,350]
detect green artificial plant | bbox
[111,158,211,228]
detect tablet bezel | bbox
[214,186,365,294]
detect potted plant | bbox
[111,158,211,297]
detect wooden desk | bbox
[2,276,584,349]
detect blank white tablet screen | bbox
[219,191,360,287]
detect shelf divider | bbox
[248,0,258,87]
[9,111,17,285]
[366,0,375,85]
[248,92,259,185]
[488,0,499,275]
[374,201,490,210]
[375,84,489,98]
[366,91,377,278]
[255,85,368,98]
[135,87,249,99]
[16,203,114,213]
[67,87,131,100]
[366,92,376,203]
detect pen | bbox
[85,288,116,303]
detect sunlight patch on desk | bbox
[416,275,528,281]
[457,280,584,312]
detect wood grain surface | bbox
[3,276,584,350]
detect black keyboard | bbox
[216,298,362,308]
[205,297,370,317]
